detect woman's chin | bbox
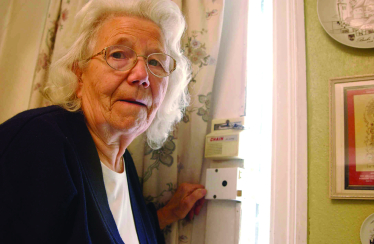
[108,112,149,136]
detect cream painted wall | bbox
[305,1,374,243]
[0,0,50,123]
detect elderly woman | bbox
[0,0,207,243]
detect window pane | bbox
[241,0,273,243]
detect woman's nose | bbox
[127,57,150,88]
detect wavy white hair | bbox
[44,0,190,149]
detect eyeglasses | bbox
[87,45,177,78]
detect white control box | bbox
[204,117,248,160]
[205,167,245,201]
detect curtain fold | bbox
[29,0,88,109]
[0,0,50,123]
[28,0,62,109]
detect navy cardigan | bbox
[0,106,165,244]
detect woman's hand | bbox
[157,183,207,229]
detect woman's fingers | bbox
[157,183,207,228]
[183,188,207,210]
[183,188,206,220]
[188,207,195,220]
[194,198,205,216]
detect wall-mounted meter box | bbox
[205,167,245,201]
[204,117,247,160]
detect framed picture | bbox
[330,74,374,199]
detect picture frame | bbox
[330,74,374,199]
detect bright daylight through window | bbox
[240,0,272,243]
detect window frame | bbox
[270,0,308,243]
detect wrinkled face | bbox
[76,16,168,138]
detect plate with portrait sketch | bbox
[360,213,374,244]
[318,0,374,48]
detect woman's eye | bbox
[110,51,126,59]
[148,59,160,66]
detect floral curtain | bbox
[129,0,225,243]
[28,0,225,243]
[29,0,88,109]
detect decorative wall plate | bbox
[318,0,374,48]
[360,213,374,244]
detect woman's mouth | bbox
[120,99,146,107]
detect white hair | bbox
[44,0,190,149]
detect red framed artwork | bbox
[330,75,374,199]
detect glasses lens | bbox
[105,46,136,71]
[147,53,176,77]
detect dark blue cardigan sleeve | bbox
[0,115,78,244]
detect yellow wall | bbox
[305,1,374,243]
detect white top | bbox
[101,158,139,244]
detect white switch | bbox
[205,167,244,201]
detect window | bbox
[241,0,272,243]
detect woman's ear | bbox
[72,62,83,98]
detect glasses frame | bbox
[86,45,177,78]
